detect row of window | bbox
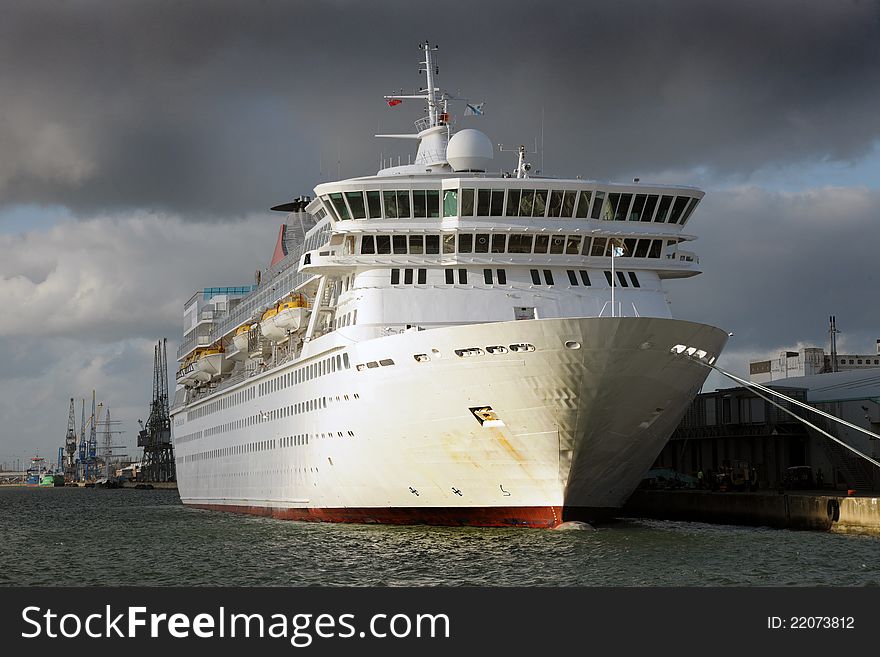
[358,233,670,259]
[186,353,353,422]
[180,429,358,464]
[386,267,639,288]
[322,188,700,225]
[355,358,395,372]
[187,386,256,421]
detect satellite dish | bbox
[446,129,494,172]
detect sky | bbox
[1,0,879,466]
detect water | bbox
[2,487,878,586]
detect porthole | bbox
[564,341,581,350]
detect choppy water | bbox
[1,487,878,586]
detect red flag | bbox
[386,99,402,107]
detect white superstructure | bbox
[170,43,728,527]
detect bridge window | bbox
[543,269,554,285]
[445,269,454,284]
[366,191,382,218]
[425,234,440,254]
[624,238,637,255]
[391,269,400,284]
[383,191,398,218]
[506,189,521,216]
[648,239,662,258]
[458,268,467,284]
[360,236,375,254]
[496,269,507,284]
[484,268,493,284]
[461,188,475,216]
[458,234,473,253]
[491,234,506,253]
[397,190,411,218]
[409,235,424,254]
[567,270,579,286]
[629,194,647,221]
[575,190,592,218]
[680,197,700,225]
[613,193,633,221]
[490,189,505,216]
[404,269,413,284]
[641,194,659,222]
[668,196,691,224]
[580,236,593,255]
[579,270,591,286]
[628,272,641,288]
[376,235,391,254]
[565,235,581,255]
[534,235,550,254]
[616,271,629,287]
[427,190,440,218]
[530,269,541,285]
[393,235,407,254]
[345,191,366,220]
[474,234,490,253]
[634,239,650,258]
[591,191,606,220]
[533,190,548,217]
[418,268,427,284]
[412,190,427,218]
[548,190,564,217]
[549,235,565,254]
[562,190,577,217]
[477,189,491,215]
[443,190,458,217]
[329,193,350,220]
[654,195,673,223]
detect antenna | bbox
[829,315,840,373]
[418,41,440,127]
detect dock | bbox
[622,490,880,535]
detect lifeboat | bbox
[273,294,310,333]
[192,346,234,382]
[260,294,310,342]
[176,355,198,387]
[230,324,252,359]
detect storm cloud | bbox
[1,0,878,216]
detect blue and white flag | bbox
[612,245,625,257]
[464,102,484,116]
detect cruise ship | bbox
[171,43,728,528]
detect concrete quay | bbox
[622,490,880,536]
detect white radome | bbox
[446,129,494,172]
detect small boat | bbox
[192,345,234,382]
[175,355,199,387]
[259,295,309,341]
[230,324,252,359]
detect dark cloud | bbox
[668,185,880,359]
[0,0,878,217]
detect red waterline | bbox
[186,503,563,529]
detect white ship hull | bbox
[173,316,727,527]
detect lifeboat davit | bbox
[260,295,309,342]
